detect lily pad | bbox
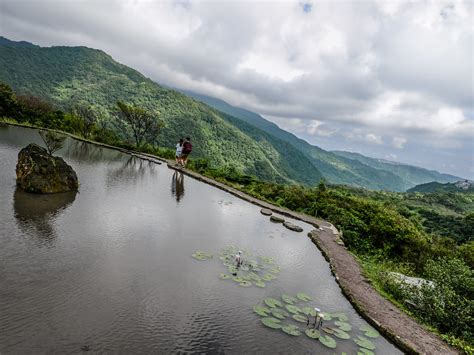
[359,325,380,338]
[354,336,376,350]
[269,267,281,274]
[254,281,266,288]
[233,276,245,283]
[261,256,274,264]
[281,294,298,304]
[302,307,317,317]
[296,292,312,301]
[192,251,213,260]
[253,305,270,317]
[319,335,337,349]
[272,309,287,320]
[332,312,348,321]
[305,328,321,339]
[239,281,252,287]
[285,304,302,314]
[261,317,282,329]
[281,324,301,336]
[262,274,276,281]
[220,273,231,280]
[264,298,283,308]
[334,321,352,332]
[292,314,307,323]
[322,327,335,334]
[320,312,332,321]
[357,348,375,355]
[334,329,351,339]
[272,308,290,317]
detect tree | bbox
[39,130,66,156]
[0,82,18,118]
[71,103,97,138]
[113,101,163,148]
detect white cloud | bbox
[392,137,407,149]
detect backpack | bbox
[182,141,192,154]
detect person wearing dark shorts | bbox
[181,137,192,167]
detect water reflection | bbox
[13,188,77,245]
[171,171,185,203]
[63,140,123,163]
[106,156,157,187]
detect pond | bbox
[0,125,402,354]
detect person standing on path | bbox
[181,137,192,167]
[175,138,184,166]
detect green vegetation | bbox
[38,130,66,156]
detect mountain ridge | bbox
[181,90,462,191]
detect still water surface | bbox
[0,126,402,354]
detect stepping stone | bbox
[283,221,303,232]
[270,215,285,223]
[260,208,273,216]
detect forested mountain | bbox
[333,151,460,189]
[408,180,474,193]
[0,37,322,185]
[0,37,462,190]
[182,91,462,191]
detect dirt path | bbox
[165,163,459,355]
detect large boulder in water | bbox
[16,144,78,193]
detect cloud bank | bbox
[1,0,473,177]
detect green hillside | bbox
[408,180,474,193]
[183,91,461,191]
[0,37,322,185]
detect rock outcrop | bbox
[16,144,78,193]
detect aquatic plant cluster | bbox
[192,246,380,353]
[193,246,280,288]
[254,293,379,354]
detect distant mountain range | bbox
[408,180,473,193]
[0,37,462,191]
[182,90,461,191]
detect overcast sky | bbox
[1,0,473,178]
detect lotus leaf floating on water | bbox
[357,348,375,355]
[296,292,312,301]
[292,314,307,323]
[301,307,317,317]
[335,321,352,331]
[319,335,337,349]
[261,317,282,329]
[264,297,283,308]
[281,324,301,336]
[281,294,298,304]
[305,328,321,339]
[334,329,351,339]
[285,304,302,314]
[354,336,376,350]
[253,305,270,317]
[359,325,380,338]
